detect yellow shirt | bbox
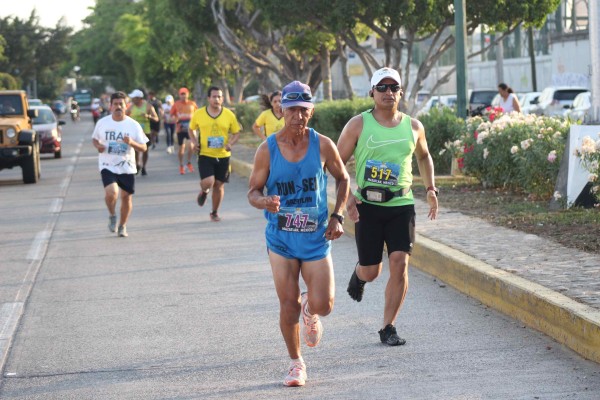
[254,109,284,137]
[190,106,241,158]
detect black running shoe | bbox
[378,324,406,346]
[141,167,147,176]
[347,265,366,302]
[197,191,208,207]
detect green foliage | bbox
[418,107,465,174]
[445,108,570,199]
[311,98,373,142]
[0,72,18,90]
[234,101,261,133]
[0,12,72,99]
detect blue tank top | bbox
[264,129,329,242]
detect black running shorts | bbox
[198,155,230,183]
[101,169,135,194]
[177,131,190,146]
[354,202,415,265]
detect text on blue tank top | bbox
[265,129,328,233]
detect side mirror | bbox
[27,109,38,118]
[531,97,539,105]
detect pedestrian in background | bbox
[189,86,241,222]
[126,89,158,176]
[247,80,349,386]
[252,91,284,140]
[92,91,149,238]
[336,67,438,347]
[148,91,164,149]
[162,94,176,154]
[498,83,521,113]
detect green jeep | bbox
[0,90,40,183]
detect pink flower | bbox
[547,150,557,163]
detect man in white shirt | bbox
[92,91,149,237]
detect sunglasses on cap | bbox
[374,83,401,93]
[282,92,312,101]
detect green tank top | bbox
[130,102,150,134]
[354,110,415,206]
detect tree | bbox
[0,11,72,99]
[71,0,138,90]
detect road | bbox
[1,114,599,399]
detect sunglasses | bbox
[374,84,401,93]
[282,92,312,101]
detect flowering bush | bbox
[574,134,600,204]
[444,107,570,199]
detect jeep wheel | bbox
[54,148,62,159]
[22,142,40,184]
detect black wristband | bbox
[330,212,344,224]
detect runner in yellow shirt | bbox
[189,86,241,222]
[252,91,284,140]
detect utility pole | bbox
[528,27,538,91]
[454,0,468,119]
[589,0,600,123]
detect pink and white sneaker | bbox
[301,292,322,347]
[284,360,307,387]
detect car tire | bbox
[22,142,40,184]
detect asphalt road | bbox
[1,114,599,399]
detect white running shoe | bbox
[166,146,173,154]
[301,292,322,347]
[283,360,306,387]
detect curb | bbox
[231,157,600,364]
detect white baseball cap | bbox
[370,67,401,87]
[128,89,144,99]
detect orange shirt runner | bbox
[170,100,198,132]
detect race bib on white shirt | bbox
[92,116,148,174]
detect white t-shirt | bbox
[499,93,517,113]
[162,103,176,124]
[92,115,148,174]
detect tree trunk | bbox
[337,39,353,100]
[321,46,332,101]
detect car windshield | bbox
[554,90,587,101]
[33,108,56,124]
[0,95,23,115]
[471,91,496,104]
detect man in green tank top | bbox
[337,67,439,346]
[126,89,158,176]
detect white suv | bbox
[533,87,588,117]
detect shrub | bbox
[445,107,570,199]
[419,107,465,174]
[234,101,261,134]
[311,98,373,142]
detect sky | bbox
[1,0,96,31]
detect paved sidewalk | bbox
[232,143,600,362]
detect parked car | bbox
[564,91,591,121]
[468,89,497,115]
[519,91,541,115]
[51,99,67,115]
[31,105,65,159]
[417,94,457,115]
[28,98,43,106]
[533,86,588,117]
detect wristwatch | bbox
[426,186,439,196]
[330,212,344,224]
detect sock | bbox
[291,357,304,365]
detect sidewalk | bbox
[231,144,600,363]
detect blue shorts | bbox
[265,224,331,262]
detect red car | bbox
[31,105,66,158]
